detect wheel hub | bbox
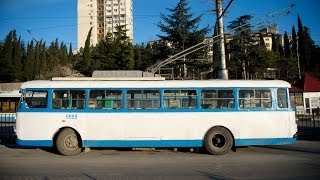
[64,134,78,150]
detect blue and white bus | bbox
[16,77,297,156]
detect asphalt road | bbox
[0,140,320,180]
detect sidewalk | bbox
[263,140,320,154]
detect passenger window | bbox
[163,89,197,109]
[89,90,122,109]
[239,89,271,108]
[52,90,86,109]
[201,90,234,109]
[25,91,48,108]
[126,90,160,109]
[277,88,288,108]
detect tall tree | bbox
[113,25,134,70]
[24,40,35,81]
[158,0,209,52]
[291,26,297,58]
[12,36,23,81]
[283,31,291,58]
[60,42,68,66]
[76,27,93,76]
[68,43,73,63]
[0,30,15,82]
[39,42,47,78]
[33,41,41,79]
[157,0,209,78]
[227,15,253,79]
[297,15,313,74]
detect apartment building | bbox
[77,0,133,50]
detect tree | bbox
[291,26,297,58]
[0,30,15,82]
[12,36,23,81]
[68,43,73,63]
[76,27,93,76]
[113,25,134,70]
[92,25,134,71]
[227,15,253,79]
[33,41,41,79]
[59,42,68,66]
[92,32,116,70]
[157,0,209,78]
[298,15,313,74]
[158,0,209,52]
[24,40,35,81]
[39,42,47,78]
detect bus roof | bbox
[21,80,291,89]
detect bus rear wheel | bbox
[204,127,233,155]
[56,128,81,156]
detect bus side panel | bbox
[16,112,86,147]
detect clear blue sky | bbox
[0,0,319,49]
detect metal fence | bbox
[0,113,16,144]
[296,111,320,128]
[296,111,320,140]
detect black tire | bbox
[56,128,82,156]
[204,127,233,155]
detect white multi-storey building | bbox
[77,0,133,50]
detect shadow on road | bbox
[257,144,320,155]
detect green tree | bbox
[227,15,253,79]
[158,0,209,52]
[40,42,47,78]
[33,41,41,79]
[12,36,23,81]
[291,26,297,58]
[0,30,15,82]
[60,42,68,66]
[298,15,313,74]
[157,0,209,78]
[92,32,116,70]
[76,27,93,76]
[47,39,59,70]
[113,25,134,70]
[24,40,35,81]
[68,43,73,64]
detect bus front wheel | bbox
[56,128,82,156]
[204,127,233,155]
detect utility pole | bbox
[215,0,228,79]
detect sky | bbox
[0,0,319,49]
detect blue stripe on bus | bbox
[16,138,296,148]
[16,139,53,147]
[82,140,203,147]
[235,138,296,146]
[17,108,295,113]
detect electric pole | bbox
[215,0,228,79]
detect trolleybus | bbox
[16,77,297,156]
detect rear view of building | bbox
[77,0,133,50]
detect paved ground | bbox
[0,140,320,179]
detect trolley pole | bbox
[215,0,228,79]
